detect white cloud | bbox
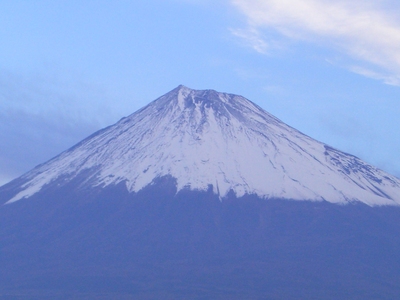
[349,66,400,86]
[230,27,269,54]
[231,0,400,85]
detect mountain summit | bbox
[3,85,400,206]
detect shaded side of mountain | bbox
[1,177,400,299]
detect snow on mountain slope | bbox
[4,85,400,205]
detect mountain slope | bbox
[2,86,400,299]
[2,85,400,206]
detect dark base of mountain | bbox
[1,177,400,299]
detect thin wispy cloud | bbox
[231,0,400,85]
[230,27,270,54]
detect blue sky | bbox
[1,0,400,185]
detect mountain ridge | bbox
[2,85,400,206]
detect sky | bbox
[0,0,400,185]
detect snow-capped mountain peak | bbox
[4,85,400,206]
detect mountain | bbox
[2,85,400,206]
[1,85,400,299]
